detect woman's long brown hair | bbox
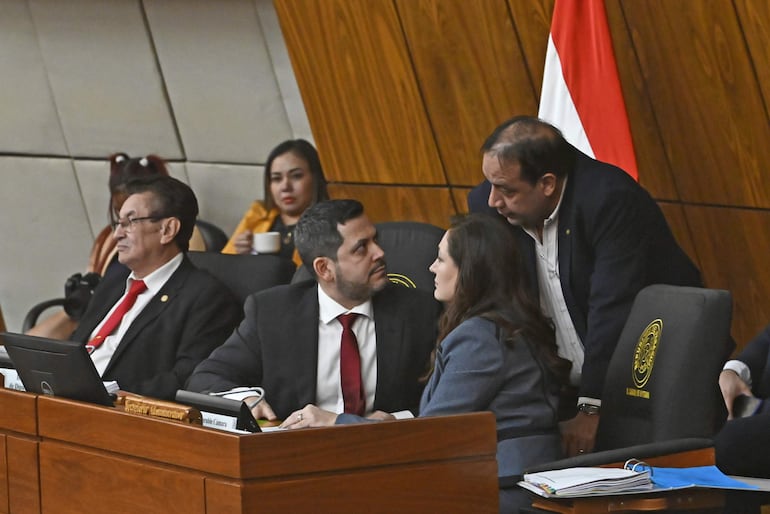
[435,213,571,386]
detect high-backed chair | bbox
[193,219,229,253]
[186,252,295,305]
[518,284,733,513]
[22,251,295,333]
[292,220,444,292]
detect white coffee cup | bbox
[252,231,281,254]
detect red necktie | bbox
[87,279,147,353]
[338,313,365,415]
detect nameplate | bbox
[201,411,246,433]
[0,369,25,391]
[122,396,202,424]
[625,387,650,399]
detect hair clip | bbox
[140,157,149,167]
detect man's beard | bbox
[335,260,388,303]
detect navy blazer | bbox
[71,255,241,400]
[469,148,702,398]
[186,281,441,420]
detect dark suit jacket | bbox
[735,324,770,398]
[71,255,241,400]
[714,325,770,478]
[469,148,702,398]
[186,281,441,419]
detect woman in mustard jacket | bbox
[222,139,329,267]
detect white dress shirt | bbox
[89,253,183,376]
[522,178,597,406]
[724,359,752,386]
[316,285,377,414]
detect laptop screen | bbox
[0,332,114,406]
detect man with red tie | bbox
[70,176,241,400]
[186,199,440,421]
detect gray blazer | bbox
[420,317,562,478]
[338,316,563,479]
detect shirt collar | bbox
[127,252,183,295]
[544,175,568,226]
[317,284,374,325]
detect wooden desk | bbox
[0,388,39,514]
[0,388,499,513]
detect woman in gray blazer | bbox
[422,213,570,513]
[285,214,570,513]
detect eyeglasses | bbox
[111,216,163,232]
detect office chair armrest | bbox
[523,437,714,474]
[22,298,67,333]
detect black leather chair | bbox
[22,247,295,332]
[291,220,444,293]
[517,284,733,513]
[194,219,229,253]
[187,252,295,305]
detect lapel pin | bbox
[161,295,169,302]
[565,229,571,235]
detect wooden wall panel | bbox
[274,0,445,186]
[451,187,473,216]
[395,0,538,187]
[608,1,679,200]
[658,202,700,272]
[735,0,770,106]
[328,185,455,228]
[277,0,770,353]
[622,0,770,207]
[506,0,553,96]
[684,206,770,350]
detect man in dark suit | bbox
[716,327,770,513]
[71,176,241,400]
[469,116,702,456]
[186,199,440,421]
[716,324,770,477]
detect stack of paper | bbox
[519,467,653,498]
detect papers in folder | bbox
[519,467,652,498]
[519,462,759,498]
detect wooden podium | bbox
[0,388,499,513]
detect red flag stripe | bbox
[549,0,638,179]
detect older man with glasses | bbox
[69,175,241,400]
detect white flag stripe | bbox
[538,35,595,159]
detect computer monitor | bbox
[0,345,12,368]
[0,332,114,407]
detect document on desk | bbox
[519,467,652,497]
[519,464,758,498]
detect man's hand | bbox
[233,231,253,255]
[366,410,396,421]
[719,369,752,419]
[280,404,338,429]
[248,396,277,420]
[560,412,600,457]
